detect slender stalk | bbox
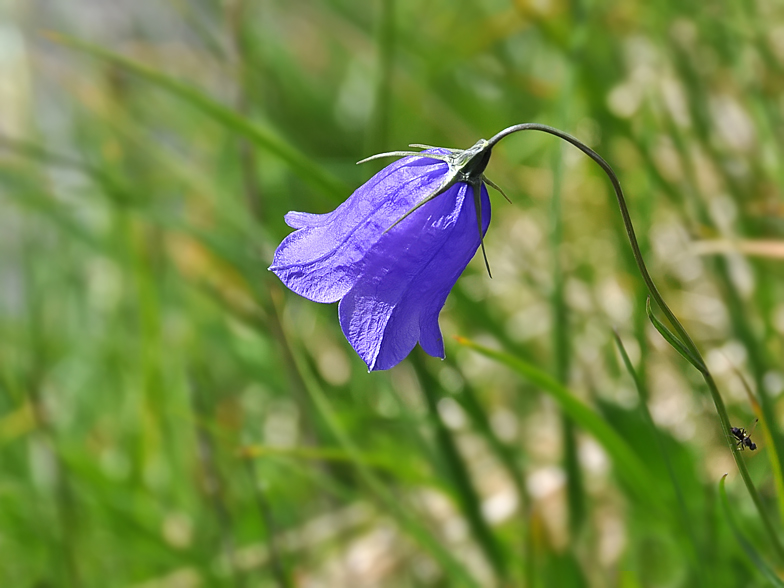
[366,0,396,155]
[268,298,482,587]
[662,111,784,478]
[413,354,508,581]
[189,374,245,588]
[613,331,705,586]
[227,0,263,221]
[485,123,784,562]
[486,124,694,353]
[553,0,587,540]
[734,368,784,525]
[549,109,584,542]
[243,459,291,588]
[704,371,784,561]
[23,210,81,588]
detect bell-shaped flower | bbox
[270,139,506,371]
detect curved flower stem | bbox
[487,124,696,353]
[487,123,784,562]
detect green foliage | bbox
[1,0,783,586]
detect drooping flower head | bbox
[269,137,508,371]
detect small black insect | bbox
[731,419,758,451]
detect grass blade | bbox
[645,298,706,373]
[274,311,482,587]
[46,33,346,199]
[613,331,705,584]
[413,355,509,581]
[732,368,784,526]
[719,475,784,587]
[455,337,664,513]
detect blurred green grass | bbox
[1,0,784,586]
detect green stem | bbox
[366,0,396,155]
[414,355,509,580]
[487,124,693,353]
[549,81,585,539]
[613,331,705,585]
[486,123,784,562]
[270,302,481,588]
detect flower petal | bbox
[284,210,331,229]
[270,152,450,303]
[338,182,491,371]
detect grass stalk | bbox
[22,230,81,587]
[456,337,664,513]
[549,93,585,540]
[733,369,784,526]
[189,374,245,588]
[613,331,705,585]
[485,123,784,563]
[270,301,482,587]
[366,0,396,155]
[413,354,509,581]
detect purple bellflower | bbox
[269,138,510,372]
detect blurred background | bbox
[1,0,784,586]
